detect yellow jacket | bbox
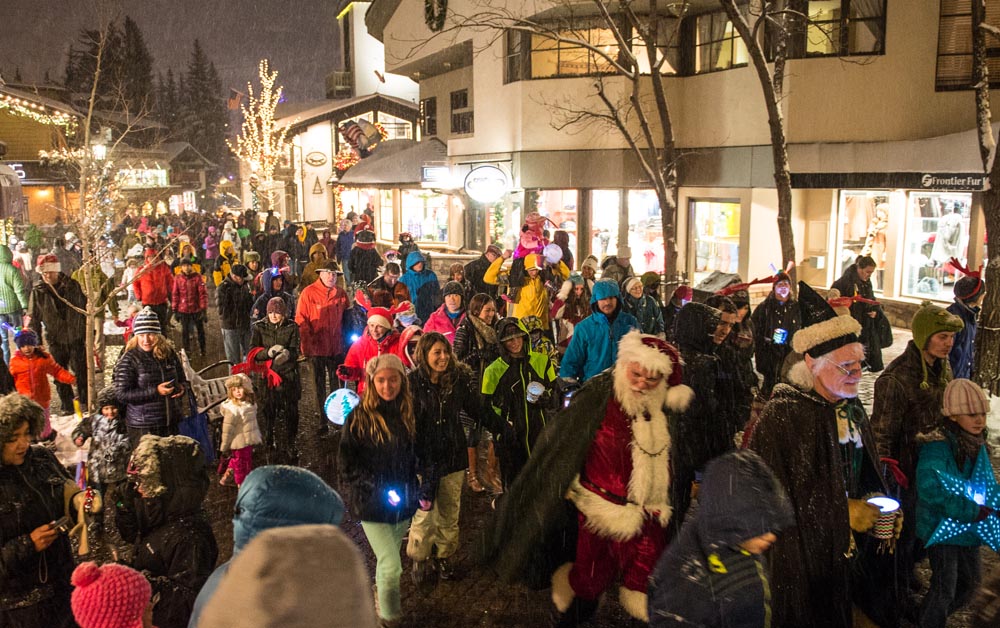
[484,255,568,326]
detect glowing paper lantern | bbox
[324,389,360,426]
[925,445,1000,552]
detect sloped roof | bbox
[278,92,418,132]
[338,138,446,186]
[160,142,217,168]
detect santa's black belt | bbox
[580,473,629,505]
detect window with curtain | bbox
[936,0,1000,90]
[694,7,749,73]
[530,23,620,78]
[804,0,885,56]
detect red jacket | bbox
[342,329,405,395]
[10,350,75,408]
[295,281,349,357]
[172,271,208,314]
[134,261,173,306]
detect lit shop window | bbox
[690,200,741,285]
[401,189,449,243]
[835,190,889,293]
[627,190,663,275]
[901,192,972,302]
[536,189,578,258]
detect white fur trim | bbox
[38,260,61,273]
[616,330,673,377]
[551,563,575,612]
[786,359,814,390]
[557,279,573,301]
[619,588,649,621]
[568,476,646,541]
[791,315,862,354]
[665,384,694,413]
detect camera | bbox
[52,516,72,534]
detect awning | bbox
[338,138,447,187]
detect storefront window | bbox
[901,191,972,301]
[690,200,740,285]
[401,189,449,243]
[627,190,662,275]
[379,190,393,241]
[590,190,619,261]
[836,190,890,292]
[536,189,578,258]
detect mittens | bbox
[267,345,283,358]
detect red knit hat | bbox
[71,561,151,628]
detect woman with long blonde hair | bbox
[338,354,424,627]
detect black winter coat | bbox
[348,246,382,285]
[250,317,301,397]
[409,367,489,495]
[26,274,86,346]
[216,276,253,332]
[0,447,77,628]
[831,264,884,371]
[338,398,422,523]
[649,451,794,628]
[113,347,189,429]
[464,254,498,301]
[750,294,800,391]
[115,440,217,628]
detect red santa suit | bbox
[552,332,693,622]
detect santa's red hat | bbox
[36,254,60,274]
[616,330,694,412]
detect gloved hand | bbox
[847,498,880,533]
[336,365,362,381]
[267,345,283,359]
[271,349,290,366]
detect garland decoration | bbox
[425,0,447,32]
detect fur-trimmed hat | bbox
[36,253,60,273]
[615,330,694,412]
[791,282,861,358]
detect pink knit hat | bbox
[71,561,152,628]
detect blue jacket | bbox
[559,279,637,381]
[623,292,664,336]
[916,431,989,547]
[649,451,794,627]
[946,300,978,380]
[188,466,345,628]
[399,250,442,321]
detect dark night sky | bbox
[0,0,342,102]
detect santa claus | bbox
[485,330,693,625]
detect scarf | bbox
[467,315,497,349]
[943,419,988,469]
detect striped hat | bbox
[942,378,990,416]
[132,307,161,336]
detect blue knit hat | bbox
[132,307,161,336]
[14,328,38,348]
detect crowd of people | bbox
[0,206,997,628]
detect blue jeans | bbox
[0,312,22,364]
[221,328,250,365]
[919,544,981,628]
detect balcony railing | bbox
[326,71,354,99]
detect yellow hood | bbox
[309,242,328,262]
[220,240,235,258]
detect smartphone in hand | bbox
[51,516,72,534]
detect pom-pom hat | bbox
[615,330,694,412]
[71,561,151,628]
[132,307,161,336]
[791,282,861,358]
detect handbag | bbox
[178,394,216,464]
[875,309,893,349]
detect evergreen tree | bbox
[63,23,123,109]
[121,16,154,114]
[180,40,228,172]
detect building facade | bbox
[367,0,994,303]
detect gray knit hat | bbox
[0,393,45,446]
[132,307,161,336]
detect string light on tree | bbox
[227,60,295,214]
[925,445,1000,551]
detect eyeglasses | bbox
[820,357,863,377]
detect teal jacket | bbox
[0,246,28,315]
[559,279,638,381]
[916,430,989,546]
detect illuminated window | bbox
[690,200,741,284]
[901,192,972,301]
[694,7,749,73]
[420,97,437,136]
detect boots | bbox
[483,441,503,493]
[550,597,599,628]
[466,447,485,492]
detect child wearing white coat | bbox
[219,374,262,487]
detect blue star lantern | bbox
[926,444,1000,552]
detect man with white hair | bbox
[485,330,693,625]
[747,282,897,628]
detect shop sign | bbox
[791,171,987,191]
[421,164,451,188]
[0,160,66,184]
[305,151,327,167]
[463,165,510,202]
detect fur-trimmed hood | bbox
[0,393,45,445]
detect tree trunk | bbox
[721,0,796,286]
[975,193,1000,394]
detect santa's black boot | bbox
[550,598,599,628]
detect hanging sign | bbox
[463,165,509,203]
